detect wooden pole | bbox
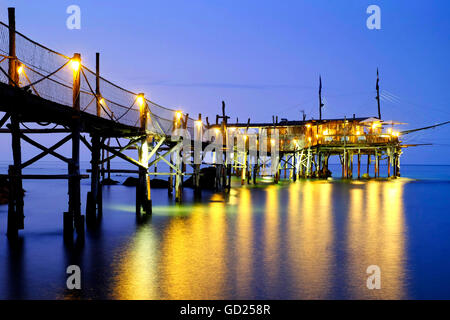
[319,76,324,120]
[137,94,151,216]
[87,52,102,226]
[396,149,401,177]
[69,53,84,238]
[387,155,391,177]
[7,8,24,238]
[376,69,381,119]
[375,152,380,178]
[357,152,361,179]
[241,145,247,185]
[96,53,101,117]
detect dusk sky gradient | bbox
[0,0,449,164]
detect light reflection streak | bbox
[347,180,406,299]
[112,225,159,299]
[296,181,334,298]
[235,188,253,298]
[159,195,227,299]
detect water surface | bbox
[0,163,450,299]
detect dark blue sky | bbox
[0,0,449,163]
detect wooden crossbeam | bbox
[20,134,72,169]
[80,135,92,152]
[100,141,147,170]
[0,113,10,128]
[158,150,182,173]
[148,136,166,160]
[0,128,72,134]
[17,130,71,164]
[0,174,89,179]
[99,136,145,164]
[148,143,179,168]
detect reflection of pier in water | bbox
[105,180,405,299]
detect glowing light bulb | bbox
[271,138,275,145]
[215,128,220,134]
[356,131,361,135]
[99,98,105,105]
[17,65,23,75]
[323,130,328,135]
[308,137,312,142]
[195,120,202,126]
[136,95,145,107]
[176,111,182,120]
[306,124,311,128]
[70,59,80,71]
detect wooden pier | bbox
[0,8,408,242]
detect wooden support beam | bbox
[17,129,71,164]
[7,8,24,238]
[175,143,182,202]
[20,134,72,169]
[148,144,179,168]
[87,133,101,227]
[100,136,145,164]
[80,135,92,152]
[101,142,147,170]
[357,152,361,179]
[0,128,72,134]
[0,113,10,128]
[68,52,84,239]
[137,94,151,217]
[1,174,89,179]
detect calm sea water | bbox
[0,161,450,299]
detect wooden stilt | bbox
[175,143,182,202]
[241,148,247,185]
[67,52,84,239]
[387,156,391,177]
[137,94,151,216]
[357,152,361,179]
[7,8,24,237]
[375,153,380,178]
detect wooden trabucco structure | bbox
[210,116,403,184]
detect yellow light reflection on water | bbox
[263,185,280,286]
[235,188,253,298]
[296,181,334,298]
[159,195,227,299]
[347,180,406,299]
[112,224,159,299]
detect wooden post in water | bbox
[357,152,361,179]
[375,152,380,178]
[387,155,391,178]
[68,52,84,238]
[348,152,353,179]
[395,149,401,177]
[169,111,179,196]
[137,93,151,216]
[87,52,102,226]
[193,114,202,196]
[241,137,247,185]
[7,8,24,238]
